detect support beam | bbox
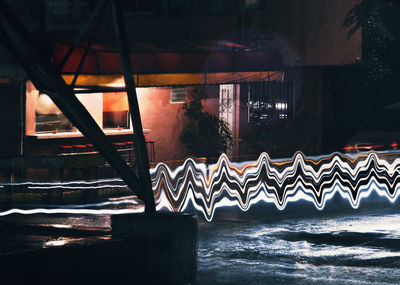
[111,0,156,214]
[57,0,107,71]
[74,85,127,93]
[0,1,150,205]
[70,0,107,87]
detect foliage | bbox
[180,87,233,158]
[343,0,399,85]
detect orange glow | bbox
[103,92,129,112]
[62,71,284,87]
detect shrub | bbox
[180,87,233,158]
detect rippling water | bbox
[197,203,400,285]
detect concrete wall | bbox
[248,0,362,66]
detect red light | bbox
[356,144,385,150]
[390,142,398,149]
[343,145,355,151]
[343,144,386,152]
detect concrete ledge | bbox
[111,212,198,284]
[0,213,198,285]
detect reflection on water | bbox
[1,199,400,283]
[197,208,400,284]
[44,236,112,247]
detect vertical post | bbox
[111,0,156,214]
[8,169,15,205]
[48,168,63,203]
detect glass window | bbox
[247,81,294,124]
[35,93,75,133]
[33,91,130,134]
[102,92,130,129]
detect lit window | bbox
[102,92,130,129]
[33,91,130,134]
[35,93,73,133]
[247,81,294,124]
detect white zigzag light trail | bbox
[0,151,399,221]
[151,151,400,221]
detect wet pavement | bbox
[1,194,400,284]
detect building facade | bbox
[0,0,362,174]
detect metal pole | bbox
[111,0,156,214]
[58,0,107,71]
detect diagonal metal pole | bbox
[58,0,107,72]
[111,0,156,214]
[0,1,149,205]
[70,0,109,87]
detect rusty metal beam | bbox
[0,1,149,204]
[111,0,156,214]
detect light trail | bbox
[27,184,127,190]
[0,151,399,221]
[0,207,143,217]
[0,178,123,187]
[18,199,139,209]
[151,151,400,221]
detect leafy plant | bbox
[344,0,398,85]
[180,87,233,158]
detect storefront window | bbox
[32,90,130,134]
[35,93,74,133]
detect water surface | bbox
[197,206,400,284]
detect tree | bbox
[180,87,233,158]
[344,0,399,85]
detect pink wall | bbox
[137,87,189,162]
[201,85,219,117]
[137,86,221,162]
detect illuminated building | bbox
[0,0,362,181]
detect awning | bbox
[62,71,284,87]
[54,42,284,87]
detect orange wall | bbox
[103,92,129,112]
